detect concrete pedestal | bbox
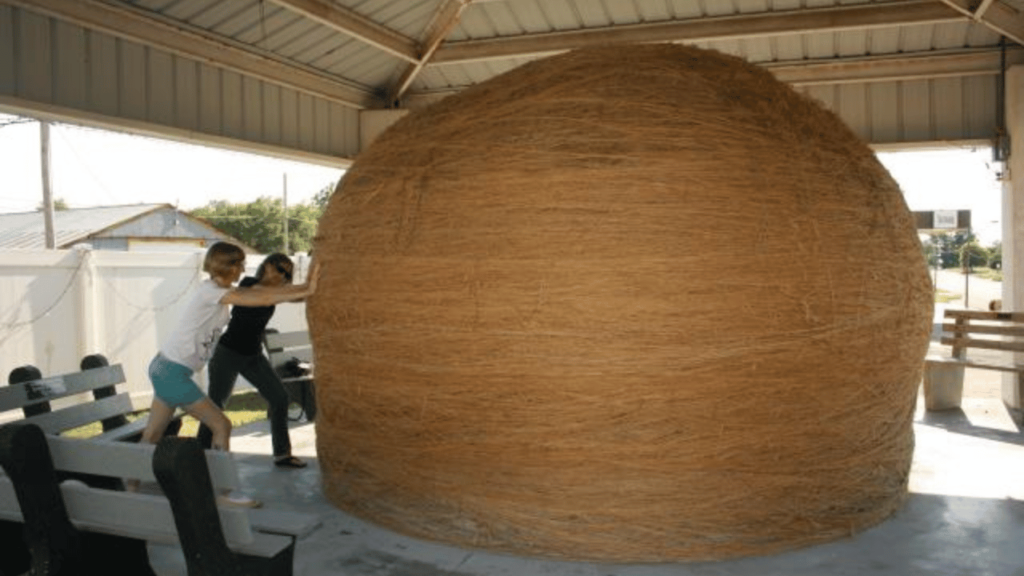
[923,357,965,411]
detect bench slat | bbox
[19,393,135,435]
[60,481,256,547]
[939,336,1024,354]
[926,356,1024,373]
[44,435,317,539]
[266,328,316,385]
[944,309,1024,322]
[940,322,1024,337]
[2,476,294,558]
[957,360,1024,372]
[933,310,1024,375]
[2,392,314,571]
[45,435,242,491]
[268,348,314,366]
[89,416,150,442]
[89,413,187,443]
[265,331,316,421]
[0,365,125,412]
[264,330,311,350]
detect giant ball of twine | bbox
[308,43,933,562]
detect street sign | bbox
[914,210,971,231]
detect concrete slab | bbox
[225,383,1024,576]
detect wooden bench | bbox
[0,422,321,576]
[923,309,1024,410]
[2,354,181,442]
[263,330,316,422]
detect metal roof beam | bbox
[407,47,1022,104]
[938,0,1024,46]
[432,0,963,64]
[769,47,1024,85]
[388,0,474,106]
[268,0,420,63]
[2,0,380,109]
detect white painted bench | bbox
[1,355,180,441]
[263,330,316,421]
[923,309,1024,410]
[0,423,321,576]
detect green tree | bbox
[929,230,976,269]
[191,197,322,254]
[36,198,69,211]
[921,236,938,268]
[312,180,338,210]
[987,241,1002,269]
[959,241,988,273]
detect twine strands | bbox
[308,43,934,562]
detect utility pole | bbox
[40,121,56,249]
[283,173,289,254]
[964,227,972,308]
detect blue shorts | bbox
[148,353,205,408]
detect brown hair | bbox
[203,242,245,279]
[255,253,293,283]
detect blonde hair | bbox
[203,242,245,279]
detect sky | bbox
[877,146,1004,246]
[0,114,344,213]
[0,114,1006,246]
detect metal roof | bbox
[1,0,1021,158]
[0,203,251,250]
[0,205,164,249]
[99,0,1024,106]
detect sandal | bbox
[217,490,262,508]
[274,455,307,468]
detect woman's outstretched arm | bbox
[222,259,320,307]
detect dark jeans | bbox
[198,343,291,457]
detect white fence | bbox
[0,247,310,408]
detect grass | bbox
[938,267,1003,282]
[932,267,1002,304]
[934,288,961,303]
[63,391,269,439]
[969,268,1003,282]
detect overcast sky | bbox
[0,114,1004,245]
[0,115,343,213]
[877,146,1003,245]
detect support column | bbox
[1001,65,1024,409]
[75,245,99,362]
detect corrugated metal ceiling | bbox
[2,0,1021,155]
[90,0,1022,107]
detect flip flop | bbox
[217,491,262,508]
[274,455,307,468]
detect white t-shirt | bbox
[160,279,231,372]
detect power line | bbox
[0,117,33,129]
[53,124,122,205]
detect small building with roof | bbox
[0,204,257,252]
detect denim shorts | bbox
[148,353,205,408]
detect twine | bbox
[308,44,933,562]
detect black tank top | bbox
[218,276,276,356]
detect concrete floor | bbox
[225,358,1024,575]
[227,280,1023,575]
